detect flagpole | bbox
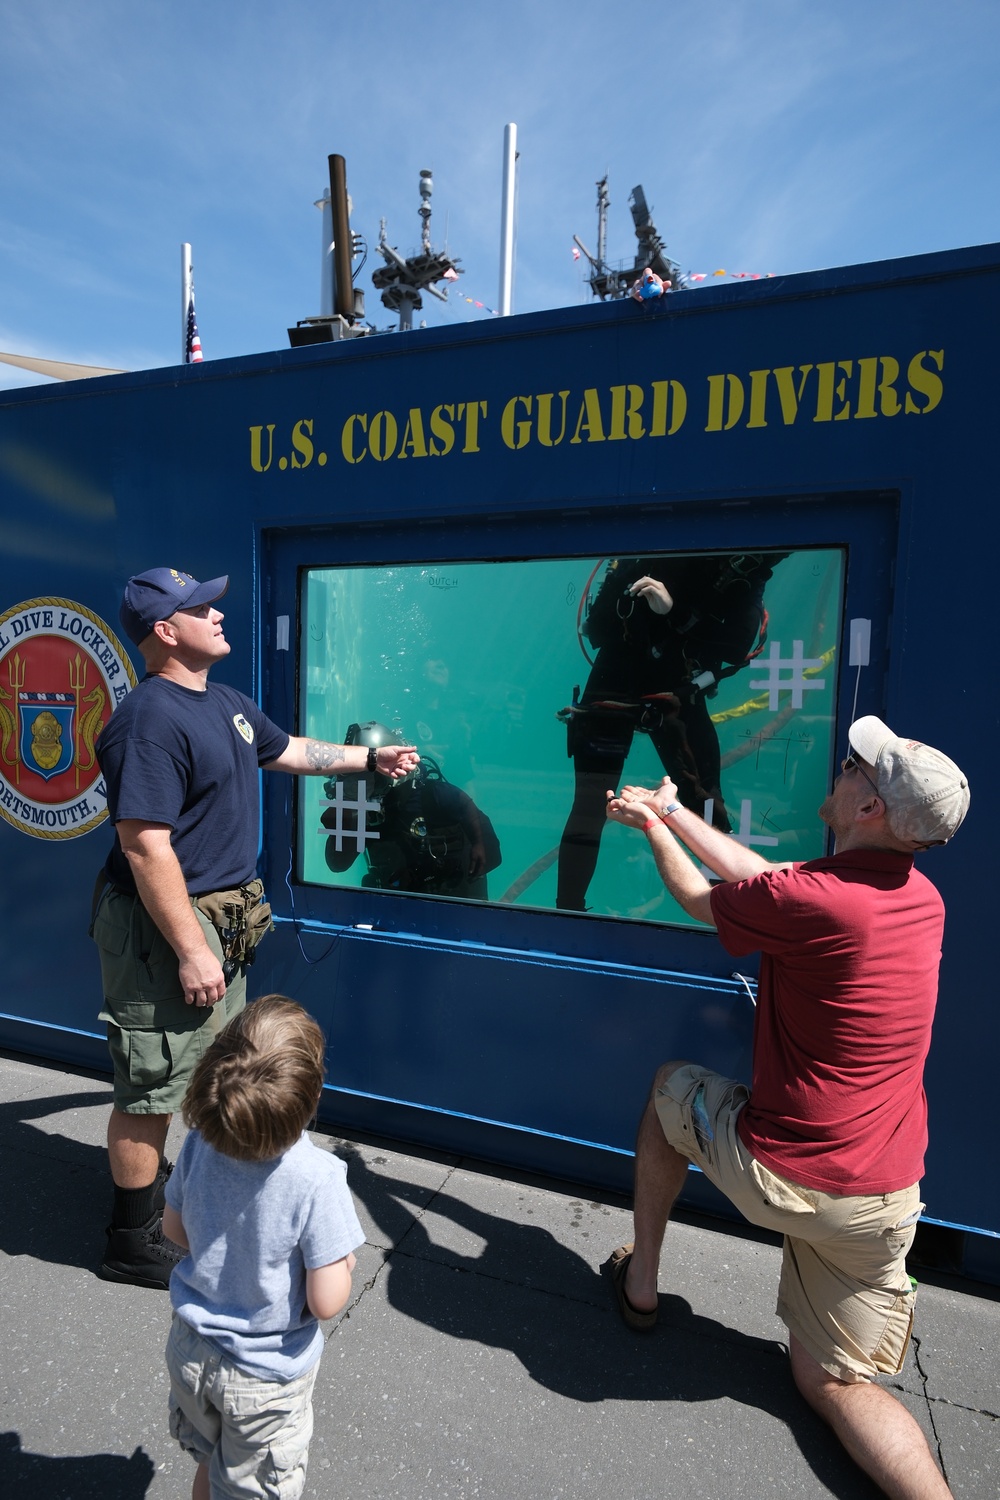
[498,124,517,316]
[181,244,193,363]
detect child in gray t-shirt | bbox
[163,994,364,1500]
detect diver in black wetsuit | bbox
[555,553,784,912]
[321,721,500,899]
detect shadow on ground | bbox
[0,1433,154,1499]
[0,1085,113,1270]
[0,1078,895,1498]
[345,1148,886,1500]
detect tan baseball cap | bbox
[849,716,970,847]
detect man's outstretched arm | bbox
[605,794,716,925]
[266,738,419,779]
[617,776,792,883]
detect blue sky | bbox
[2,0,998,388]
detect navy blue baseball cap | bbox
[119,568,229,645]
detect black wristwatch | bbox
[366,746,378,773]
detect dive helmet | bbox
[345,720,418,787]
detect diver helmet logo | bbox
[233,713,255,744]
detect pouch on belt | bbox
[194,878,272,983]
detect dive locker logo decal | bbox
[0,598,137,840]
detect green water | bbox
[299,548,843,927]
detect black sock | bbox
[112,1180,158,1230]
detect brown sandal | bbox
[604,1244,657,1332]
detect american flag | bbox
[185,295,203,363]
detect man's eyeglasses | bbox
[842,753,881,799]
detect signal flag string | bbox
[687,270,777,281]
[571,247,776,284]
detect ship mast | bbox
[574,176,682,300]
[372,169,462,332]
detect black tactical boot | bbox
[99,1214,184,1289]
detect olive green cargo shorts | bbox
[92,886,247,1114]
[655,1063,922,1384]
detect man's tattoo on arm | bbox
[304,740,344,771]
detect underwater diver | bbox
[321,721,501,899]
[555,552,784,912]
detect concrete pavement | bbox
[0,1048,996,1499]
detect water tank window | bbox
[297,547,844,927]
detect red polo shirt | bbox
[709,849,944,1195]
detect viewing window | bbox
[297,547,844,926]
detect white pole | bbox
[499,123,517,316]
[315,189,334,317]
[181,243,193,362]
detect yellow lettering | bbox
[341,413,367,464]
[398,408,428,459]
[369,410,398,462]
[746,369,770,429]
[501,395,533,450]
[536,391,570,447]
[290,418,314,469]
[569,388,606,444]
[854,356,899,418]
[771,366,814,426]
[851,354,905,420]
[456,400,486,453]
[705,374,744,432]
[813,361,853,422]
[905,349,944,414]
[855,357,880,420]
[249,424,275,473]
[608,384,646,441]
[876,356,901,417]
[649,380,686,436]
[429,403,456,456]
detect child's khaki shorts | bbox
[167,1315,319,1500]
[655,1063,922,1384]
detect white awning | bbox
[0,351,127,381]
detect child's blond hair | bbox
[183,995,325,1161]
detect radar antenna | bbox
[372,169,463,331]
[574,176,682,300]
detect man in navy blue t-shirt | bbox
[92,567,418,1289]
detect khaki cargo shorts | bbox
[167,1315,318,1500]
[655,1063,922,1384]
[92,886,247,1114]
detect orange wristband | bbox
[642,818,660,833]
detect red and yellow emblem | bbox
[0,597,136,839]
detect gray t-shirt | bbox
[166,1130,364,1380]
